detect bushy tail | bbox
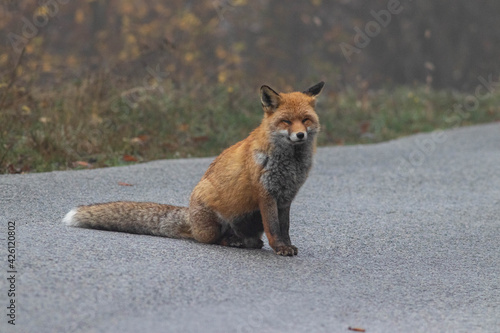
[62,201,192,239]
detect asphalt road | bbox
[0,123,499,333]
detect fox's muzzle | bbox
[289,131,307,142]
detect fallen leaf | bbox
[123,154,138,162]
[21,105,31,114]
[359,121,370,134]
[130,135,149,144]
[348,327,366,332]
[192,136,210,144]
[178,123,189,132]
[74,161,91,168]
[118,182,133,186]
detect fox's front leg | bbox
[259,195,298,256]
[278,205,298,254]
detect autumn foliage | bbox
[0,1,499,173]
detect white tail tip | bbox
[62,208,79,226]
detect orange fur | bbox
[192,91,320,219]
[63,82,324,256]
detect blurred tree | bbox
[1,0,499,91]
[342,0,500,89]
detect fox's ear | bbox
[260,85,281,111]
[303,81,325,97]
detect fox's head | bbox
[260,82,324,145]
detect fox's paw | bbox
[219,234,245,248]
[274,245,298,256]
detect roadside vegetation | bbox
[1,1,499,173]
[1,73,499,173]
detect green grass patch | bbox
[1,79,499,174]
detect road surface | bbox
[0,123,499,332]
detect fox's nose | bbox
[296,132,305,140]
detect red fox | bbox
[63,82,324,256]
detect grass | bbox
[1,75,499,174]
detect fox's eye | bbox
[282,120,292,125]
[302,118,310,124]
